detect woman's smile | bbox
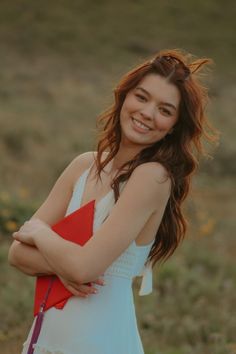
[131,117,152,133]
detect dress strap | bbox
[138,262,153,296]
[73,159,96,208]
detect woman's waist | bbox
[50,278,134,315]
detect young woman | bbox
[8,48,219,354]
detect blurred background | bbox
[0,1,235,353]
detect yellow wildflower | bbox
[0,208,11,218]
[17,187,30,199]
[200,218,216,236]
[5,220,18,232]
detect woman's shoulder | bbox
[72,150,109,168]
[134,161,170,182]
[73,151,97,168]
[68,151,95,183]
[69,150,109,186]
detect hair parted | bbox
[93,48,220,269]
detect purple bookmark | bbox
[27,276,55,354]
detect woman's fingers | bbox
[64,280,99,296]
[58,275,106,298]
[60,279,94,297]
[65,284,89,298]
[68,281,106,297]
[75,277,106,297]
[91,275,106,286]
[76,283,98,295]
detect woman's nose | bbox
[139,103,156,120]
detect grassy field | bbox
[0,1,235,353]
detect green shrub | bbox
[0,190,37,237]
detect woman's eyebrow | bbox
[135,86,177,111]
[136,87,150,96]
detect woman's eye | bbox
[160,107,171,116]
[135,94,146,101]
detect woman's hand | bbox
[12,218,51,246]
[58,275,106,298]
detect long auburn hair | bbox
[93,48,219,269]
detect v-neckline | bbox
[80,189,114,210]
[79,164,114,210]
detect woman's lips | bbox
[131,117,152,133]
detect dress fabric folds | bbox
[22,162,155,354]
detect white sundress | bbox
[22,162,155,354]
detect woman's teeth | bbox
[132,118,151,131]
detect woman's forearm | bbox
[34,229,84,284]
[8,240,55,276]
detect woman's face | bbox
[119,73,180,148]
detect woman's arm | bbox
[13,163,171,285]
[8,240,54,276]
[8,151,96,275]
[9,240,104,298]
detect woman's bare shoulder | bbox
[72,151,97,169]
[70,150,109,185]
[135,161,170,182]
[70,151,96,182]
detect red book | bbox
[33,200,95,317]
